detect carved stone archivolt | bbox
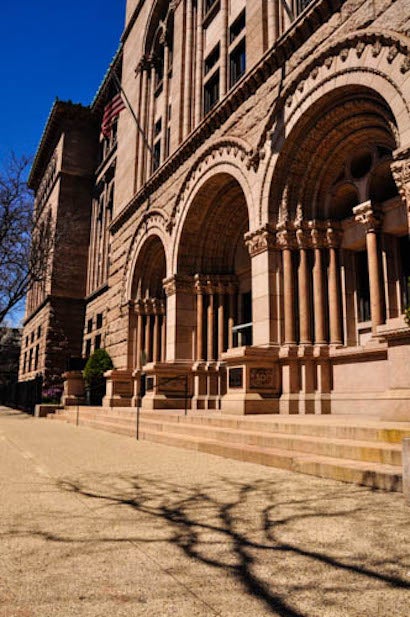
[168,138,254,233]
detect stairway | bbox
[49,407,410,492]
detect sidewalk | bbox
[0,406,409,617]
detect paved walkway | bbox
[0,407,409,617]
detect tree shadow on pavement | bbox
[28,472,409,617]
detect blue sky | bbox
[0,1,125,325]
[0,1,125,161]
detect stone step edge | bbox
[51,412,403,455]
[54,408,410,443]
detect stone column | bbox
[220,0,228,97]
[195,276,204,361]
[144,299,152,363]
[163,274,195,362]
[183,0,193,138]
[153,300,160,363]
[217,283,225,358]
[194,0,203,125]
[245,224,280,345]
[161,305,167,363]
[136,301,143,370]
[326,223,343,345]
[310,222,327,345]
[161,38,170,163]
[277,225,296,345]
[354,202,385,334]
[207,284,215,361]
[296,223,311,345]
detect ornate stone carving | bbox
[245,224,277,257]
[163,275,193,296]
[276,223,297,250]
[325,222,343,249]
[249,368,277,391]
[353,201,383,231]
[309,221,327,248]
[391,147,410,210]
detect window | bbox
[87,318,93,334]
[30,332,35,344]
[37,325,42,339]
[96,313,103,329]
[154,119,162,138]
[204,71,219,115]
[34,345,39,371]
[95,334,102,350]
[229,10,246,44]
[229,39,246,88]
[23,352,27,373]
[153,140,161,172]
[85,339,92,358]
[356,251,371,322]
[25,336,28,347]
[204,0,219,15]
[204,44,220,75]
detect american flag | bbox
[101,92,126,137]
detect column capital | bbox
[295,222,312,250]
[353,201,383,231]
[134,299,145,315]
[325,221,343,249]
[277,223,297,250]
[391,146,410,209]
[163,274,193,296]
[135,55,150,75]
[308,220,327,248]
[245,224,277,257]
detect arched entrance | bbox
[129,235,167,370]
[175,172,251,408]
[267,85,408,415]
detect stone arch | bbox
[123,210,169,307]
[170,139,257,270]
[259,29,410,224]
[142,0,174,56]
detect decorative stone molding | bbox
[163,274,193,296]
[244,224,277,257]
[391,146,410,210]
[309,220,327,248]
[353,201,383,231]
[295,221,312,250]
[325,222,343,249]
[168,138,253,232]
[276,223,297,250]
[257,29,410,156]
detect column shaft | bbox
[196,291,204,360]
[228,292,235,349]
[207,292,214,361]
[283,248,296,344]
[138,67,148,188]
[161,314,167,362]
[145,313,152,363]
[153,312,160,362]
[366,230,384,333]
[220,0,228,97]
[146,64,157,178]
[194,0,203,125]
[161,44,170,163]
[328,247,342,344]
[313,248,326,344]
[136,312,143,370]
[183,0,193,137]
[298,248,311,344]
[218,291,225,358]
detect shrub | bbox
[83,349,113,387]
[42,385,63,403]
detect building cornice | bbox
[110,0,343,234]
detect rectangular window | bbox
[229,38,246,88]
[204,70,219,115]
[34,345,39,371]
[85,339,92,358]
[95,334,102,350]
[87,318,93,334]
[154,118,162,138]
[37,325,42,339]
[204,0,219,15]
[30,332,35,344]
[96,313,103,329]
[356,251,371,322]
[229,10,246,44]
[204,44,220,75]
[153,140,161,172]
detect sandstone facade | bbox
[20,0,410,418]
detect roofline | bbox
[90,44,123,112]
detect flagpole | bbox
[112,72,153,155]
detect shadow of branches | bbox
[24,472,407,617]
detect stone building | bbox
[20,0,410,419]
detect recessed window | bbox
[96,313,103,329]
[85,339,92,358]
[204,44,220,75]
[87,318,93,334]
[153,141,161,171]
[229,39,246,88]
[37,325,42,339]
[229,10,246,44]
[95,334,102,350]
[30,332,35,344]
[204,0,219,16]
[204,70,219,115]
